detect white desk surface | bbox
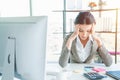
[0,77,20,80]
[46,63,120,80]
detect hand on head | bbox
[90,24,95,35]
[69,24,80,41]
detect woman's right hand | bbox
[66,24,80,50]
[69,24,80,41]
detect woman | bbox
[59,11,113,68]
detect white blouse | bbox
[76,35,93,62]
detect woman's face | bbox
[78,24,92,40]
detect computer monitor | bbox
[0,16,48,80]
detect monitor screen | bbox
[0,16,48,80]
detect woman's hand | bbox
[69,24,80,41]
[66,24,80,50]
[91,24,95,35]
[93,36,102,48]
[91,24,102,48]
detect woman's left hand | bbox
[93,36,102,48]
[91,24,102,48]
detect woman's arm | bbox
[97,44,113,67]
[59,35,71,68]
[91,25,113,67]
[59,24,80,68]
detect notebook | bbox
[106,70,120,80]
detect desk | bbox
[0,77,20,80]
[46,63,120,80]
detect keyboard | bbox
[84,72,105,80]
[106,71,120,80]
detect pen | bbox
[84,66,94,68]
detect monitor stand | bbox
[1,37,16,80]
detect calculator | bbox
[84,72,105,80]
